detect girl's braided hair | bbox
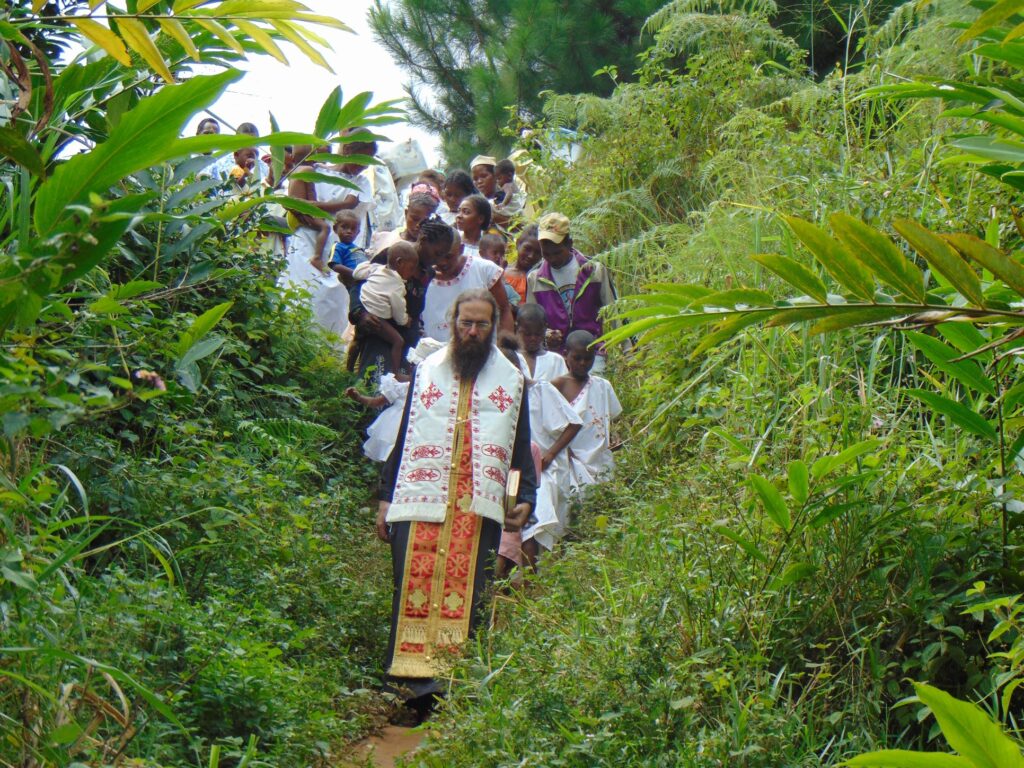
[418,215,455,249]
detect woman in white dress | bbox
[422,231,514,342]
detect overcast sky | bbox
[184,0,441,167]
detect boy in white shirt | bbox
[515,304,567,382]
[350,242,419,380]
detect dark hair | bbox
[516,223,539,242]
[444,170,476,197]
[463,193,492,231]
[418,169,445,188]
[387,241,418,269]
[516,303,546,327]
[495,159,515,177]
[197,117,219,134]
[408,193,440,213]
[340,127,377,157]
[237,122,259,137]
[334,209,360,225]
[479,232,505,255]
[566,329,596,352]
[418,215,456,250]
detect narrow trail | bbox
[350,725,425,767]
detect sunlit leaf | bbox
[749,474,791,531]
[70,17,132,66]
[893,219,984,307]
[784,215,875,300]
[830,212,924,302]
[751,253,828,302]
[115,17,175,83]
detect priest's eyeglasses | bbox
[456,319,493,331]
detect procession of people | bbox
[194,116,623,710]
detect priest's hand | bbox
[504,503,531,533]
[376,501,391,543]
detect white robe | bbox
[422,256,503,342]
[521,380,582,550]
[363,373,409,462]
[566,376,622,488]
[518,350,568,382]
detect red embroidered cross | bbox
[420,383,443,409]
[489,386,514,413]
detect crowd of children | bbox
[193,115,623,564]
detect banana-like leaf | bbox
[914,682,1024,768]
[749,474,791,531]
[34,71,239,235]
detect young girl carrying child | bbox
[348,241,420,380]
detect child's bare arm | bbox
[542,422,582,469]
[345,386,388,409]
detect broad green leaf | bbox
[177,335,224,369]
[314,85,343,137]
[905,389,998,440]
[788,460,809,504]
[830,213,925,302]
[34,70,240,237]
[894,219,984,307]
[749,474,791,531]
[973,41,1024,67]
[0,126,45,177]
[175,301,233,358]
[841,750,972,767]
[812,439,881,480]
[784,215,875,300]
[937,322,990,362]
[945,234,1024,296]
[764,305,904,328]
[712,522,768,562]
[751,253,828,302]
[905,331,996,396]
[108,280,162,300]
[88,297,128,315]
[289,170,362,190]
[809,501,859,528]
[70,17,132,66]
[950,136,1024,164]
[914,682,1024,768]
[116,17,175,83]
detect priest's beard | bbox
[450,332,493,381]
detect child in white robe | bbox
[345,338,445,461]
[552,330,622,490]
[515,303,567,382]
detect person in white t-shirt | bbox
[422,231,514,342]
[516,303,567,382]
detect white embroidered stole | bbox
[387,346,524,525]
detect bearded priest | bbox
[377,288,537,703]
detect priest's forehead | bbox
[456,298,495,324]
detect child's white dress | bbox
[521,380,582,550]
[518,350,568,383]
[363,373,409,462]
[566,375,622,488]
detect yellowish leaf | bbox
[116,17,175,83]
[32,0,48,12]
[293,13,352,32]
[159,18,201,61]
[137,0,163,11]
[89,0,107,9]
[270,20,332,71]
[215,0,306,14]
[172,0,210,11]
[192,18,244,54]
[71,18,132,66]
[232,19,287,63]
